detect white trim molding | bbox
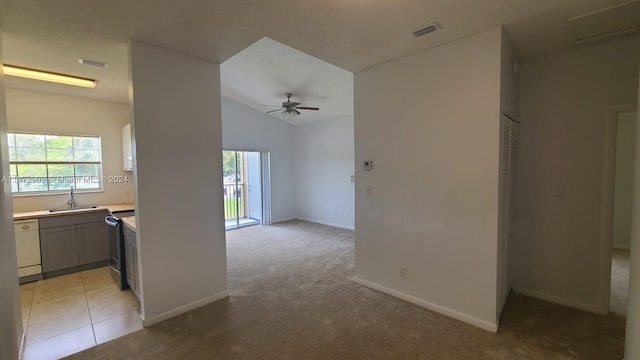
[513,287,604,315]
[352,277,498,333]
[295,217,355,231]
[142,291,229,327]
[600,103,638,314]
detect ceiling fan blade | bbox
[296,106,319,111]
[266,109,282,113]
[294,109,301,115]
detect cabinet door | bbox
[79,221,110,265]
[124,229,136,292]
[40,226,79,272]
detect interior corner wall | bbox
[221,96,295,222]
[0,31,23,360]
[129,41,227,324]
[293,116,354,230]
[5,89,133,212]
[513,34,640,312]
[353,27,502,330]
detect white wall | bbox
[613,110,637,249]
[0,31,23,360]
[514,34,640,312]
[500,30,519,120]
[221,96,295,222]
[129,41,227,325]
[294,116,354,230]
[5,89,133,212]
[625,64,640,360]
[354,28,503,331]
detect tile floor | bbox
[20,267,142,360]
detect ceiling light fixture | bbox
[2,64,97,88]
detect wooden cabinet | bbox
[123,224,140,300]
[121,124,133,171]
[78,221,110,265]
[39,212,109,276]
[40,225,78,272]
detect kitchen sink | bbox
[46,206,99,213]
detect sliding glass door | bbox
[223,150,262,230]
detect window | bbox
[7,132,103,194]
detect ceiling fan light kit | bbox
[264,93,319,124]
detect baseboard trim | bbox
[19,328,26,359]
[142,290,229,327]
[295,217,355,230]
[613,244,630,251]
[512,287,602,314]
[272,217,296,223]
[352,277,498,333]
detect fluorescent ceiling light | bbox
[2,64,96,88]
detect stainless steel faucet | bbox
[67,186,76,208]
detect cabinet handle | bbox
[22,225,30,230]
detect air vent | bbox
[413,22,441,37]
[78,58,108,68]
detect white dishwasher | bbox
[14,219,42,282]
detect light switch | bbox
[363,160,373,171]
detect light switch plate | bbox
[363,160,373,171]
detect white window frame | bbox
[7,132,104,196]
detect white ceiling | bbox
[1,0,638,111]
[221,38,353,124]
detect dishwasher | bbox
[14,219,43,283]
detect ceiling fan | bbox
[264,93,319,116]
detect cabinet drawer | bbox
[39,212,108,229]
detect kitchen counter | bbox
[13,202,135,220]
[121,216,136,231]
[105,203,135,214]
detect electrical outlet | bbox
[399,266,407,278]
[365,184,373,196]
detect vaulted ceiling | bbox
[1,0,637,121]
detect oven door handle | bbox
[105,215,119,227]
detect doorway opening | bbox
[606,105,637,316]
[223,150,270,230]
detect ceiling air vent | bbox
[413,22,441,37]
[78,58,108,68]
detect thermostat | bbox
[363,160,373,171]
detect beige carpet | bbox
[67,220,625,360]
[610,249,630,316]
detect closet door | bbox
[498,115,520,314]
